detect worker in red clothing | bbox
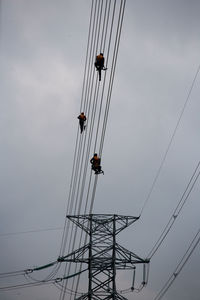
[77,112,87,134]
[90,153,104,175]
[94,53,107,81]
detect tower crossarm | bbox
[67,214,140,236]
[58,243,89,263]
[115,243,150,267]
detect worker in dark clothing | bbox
[90,153,104,175]
[77,112,87,134]
[94,53,107,81]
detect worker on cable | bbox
[77,112,87,134]
[94,53,107,81]
[90,153,104,175]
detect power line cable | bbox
[0,227,62,238]
[59,0,98,259]
[115,160,200,295]
[71,1,127,296]
[60,4,105,294]
[93,0,116,152]
[140,63,200,216]
[153,227,200,300]
[60,0,118,295]
[84,0,101,115]
[0,269,87,292]
[53,282,83,296]
[80,0,95,113]
[71,0,121,295]
[59,0,127,297]
[60,1,96,256]
[0,270,32,279]
[63,3,102,266]
[0,261,58,280]
[59,1,104,298]
[147,160,200,259]
[99,0,126,157]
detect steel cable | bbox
[59,0,100,265]
[59,1,104,298]
[153,228,200,300]
[139,63,200,216]
[147,160,200,259]
[99,0,126,157]
[59,0,97,260]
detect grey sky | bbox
[1,0,200,299]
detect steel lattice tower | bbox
[59,214,149,300]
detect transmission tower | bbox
[59,214,149,300]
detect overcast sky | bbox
[1,0,200,300]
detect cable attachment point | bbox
[57,257,64,262]
[55,277,62,283]
[25,269,33,274]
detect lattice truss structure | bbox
[58,214,149,300]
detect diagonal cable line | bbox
[147,160,200,259]
[58,0,127,297]
[59,1,105,298]
[59,0,100,263]
[140,63,200,216]
[153,227,200,300]
[62,0,104,276]
[73,0,126,296]
[99,0,126,157]
[0,269,87,292]
[59,0,97,260]
[0,227,63,237]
